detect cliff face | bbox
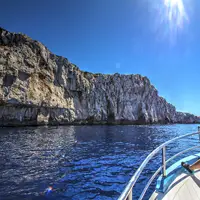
[0,27,199,126]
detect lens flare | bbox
[164,0,188,31]
[150,0,191,43]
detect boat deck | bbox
[118,130,200,200]
[150,170,200,200]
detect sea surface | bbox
[0,124,199,200]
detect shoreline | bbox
[0,103,199,127]
[0,121,199,128]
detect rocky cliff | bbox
[0,27,199,126]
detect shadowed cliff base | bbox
[0,27,199,126]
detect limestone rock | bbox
[0,27,199,126]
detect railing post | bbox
[162,146,166,177]
[127,190,132,200]
[198,127,200,141]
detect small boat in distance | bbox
[119,127,200,200]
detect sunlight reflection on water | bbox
[0,124,199,199]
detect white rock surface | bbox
[0,27,199,126]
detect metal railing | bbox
[118,127,200,200]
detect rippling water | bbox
[0,124,199,200]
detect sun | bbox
[164,0,188,30]
[151,0,190,43]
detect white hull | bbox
[150,170,200,200]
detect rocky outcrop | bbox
[0,27,199,126]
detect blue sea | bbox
[0,124,199,200]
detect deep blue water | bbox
[0,124,199,200]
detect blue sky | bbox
[1,0,200,115]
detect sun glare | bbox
[164,0,188,29]
[152,0,190,43]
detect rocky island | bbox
[0,27,199,126]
